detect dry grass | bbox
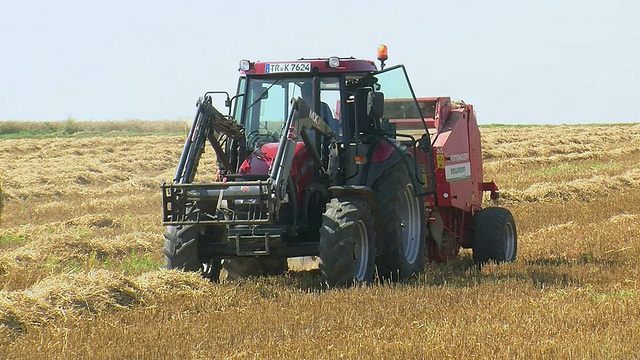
[0,119,187,138]
[1,125,639,359]
[0,173,3,225]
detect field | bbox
[1,122,640,359]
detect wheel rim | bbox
[353,219,370,280]
[400,183,421,265]
[503,222,515,260]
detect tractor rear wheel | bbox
[319,197,376,287]
[373,162,426,279]
[472,207,517,265]
[163,225,202,272]
[223,257,288,280]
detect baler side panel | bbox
[432,108,479,212]
[466,105,484,210]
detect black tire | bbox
[372,162,426,279]
[163,225,201,271]
[223,257,288,280]
[319,197,376,287]
[472,207,517,265]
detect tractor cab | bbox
[227,57,432,187]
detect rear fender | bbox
[362,139,415,189]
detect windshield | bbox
[242,77,341,149]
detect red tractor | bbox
[162,46,517,286]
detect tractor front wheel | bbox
[319,197,376,287]
[472,207,517,265]
[163,225,202,272]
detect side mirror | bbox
[259,85,270,100]
[228,93,244,118]
[367,91,384,119]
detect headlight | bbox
[328,56,340,68]
[239,59,251,71]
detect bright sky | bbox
[1,0,638,124]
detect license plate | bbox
[265,62,311,73]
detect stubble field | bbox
[1,123,639,359]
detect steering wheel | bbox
[246,129,279,150]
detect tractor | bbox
[162,46,517,286]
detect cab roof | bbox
[240,58,378,76]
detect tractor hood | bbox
[239,142,315,207]
[239,142,312,177]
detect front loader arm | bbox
[270,98,334,199]
[174,96,243,184]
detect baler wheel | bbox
[223,257,288,280]
[472,207,517,265]
[163,225,202,272]
[372,162,426,280]
[319,197,376,287]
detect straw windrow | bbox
[1,125,639,358]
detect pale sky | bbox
[1,0,638,124]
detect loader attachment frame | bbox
[162,180,276,225]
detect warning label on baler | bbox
[436,154,445,168]
[445,162,471,182]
